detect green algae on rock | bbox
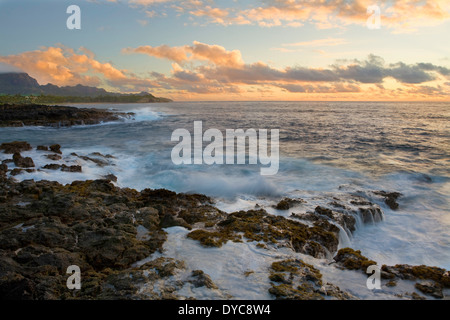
[186,209,340,259]
[268,259,356,300]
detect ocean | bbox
[1,101,449,298]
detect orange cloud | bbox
[125,42,450,100]
[123,45,189,64]
[2,43,449,101]
[124,41,245,67]
[164,0,450,32]
[0,45,157,93]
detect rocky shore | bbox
[0,141,448,300]
[0,104,133,127]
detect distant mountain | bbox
[0,72,172,102]
[0,73,41,94]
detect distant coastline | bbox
[0,94,172,104]
[0,103,133,127]
[0,72,172,104]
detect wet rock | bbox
[0,104,128,127]
[160,213,191,229]
[358,207,383,223]
[268,259,355,300]
[49,144,61,154]
[46,154,62,161]
[0,141,32,154]
[103,174,118,182]
[381,264,450,288]
[13,153,35,168]
[414,281,443,299]
[78,155,108,167]
[314,206,334,218]
[61,164,82,172]
[187,209,339,258]
[10,168,23,176]
[274,198,305,210]
[333,248,377,271]
[189,270,218,289]
[292,206,357,234]
[43,164,61,170]
[36,146,49,151]
[374,191,402,210]
[0,272,36,300]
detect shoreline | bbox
[0,104,134,127]
[0,141,448,300]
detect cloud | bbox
[0,45,159,93]
[3,43,449,100]
[123,45,189,63]
[131,0,450,32]
[93,0,450,33]
[122,41,450,99]
[124,41,244,67]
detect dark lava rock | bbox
[103,174,118,182]
[36,145,49,151]
[13,153,35,168]
[61,165,82,173]
[10,168,23,176]
[414,281,443,299]
[274,198,305,210]
[0,104,128,127]
[268,259,355,300]
[374,191,402,210]
[46,154,62,161]
[189,270,218,289]
[0,141,32,154]
[49,144,61,154]
[188,209,340,259]
[43,164,61,170]
[333,248,377,271]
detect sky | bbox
[0,0,449,101]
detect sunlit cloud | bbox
[1,41,449,100]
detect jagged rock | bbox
[187,209,339,258]
[0,141,32,154]
[103,174,117,182]
[0,104,131,127]
[10,168,23,176]
[374,191,402,210]
[274,198,305,210]
[78,155,108,167]
[13,153,35,168]
[36,145,49,151]
[49,144,61,154]
[414,281,443,299]
[268,259,355,300]
[189,270,218,289]
[61,164,82,172]
[381,264,450,288]
[46,154,62,161]
[333,248,377,271]
[43,164,61,170]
